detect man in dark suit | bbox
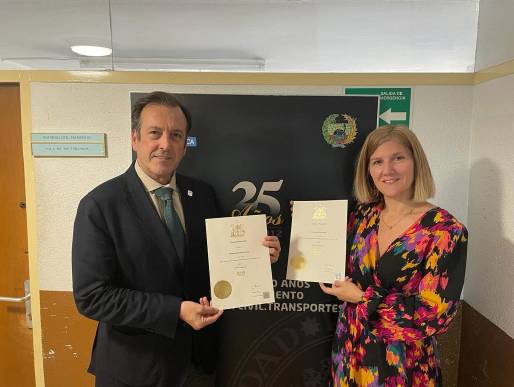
[72,91,280,387]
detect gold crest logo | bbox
[322,113,358,148]
[312,206,327,220]
[230,223,246,238]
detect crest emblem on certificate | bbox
[312,206,327,220]
[322,113,357,148]
[230,223,246,238]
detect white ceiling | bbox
[0,0,480,72]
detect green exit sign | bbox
[345,87,411,127]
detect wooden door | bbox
[0,84,35,386]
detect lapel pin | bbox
[188,190,193,197]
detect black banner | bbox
[131,93,378,386]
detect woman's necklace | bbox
[380,207,415,230]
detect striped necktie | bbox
[153,186,185,262]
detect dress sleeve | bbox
[347,209,357,241]
[355,224,468,343]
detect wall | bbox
[466,73,514,338]
[456,72,514,386]
[451,1,514,384]
[29,81,472,386]
[31,83,473,291]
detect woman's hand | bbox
[263,235,281,263]
[319,277,364,303]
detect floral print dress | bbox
[330,204,468,387]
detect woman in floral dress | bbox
[320,125,467,386]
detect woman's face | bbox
[368,139,415,202]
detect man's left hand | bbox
[180,299,223,330]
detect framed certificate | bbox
[287,200,347,283]
[206,214,275,309]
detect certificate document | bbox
[287,200,347,283]
[206,214,275,309]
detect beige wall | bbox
[23,79,475,387]
[15,69,511,387]
[466,73,514,338]
[30,82,473,292]
[464,0,514,339]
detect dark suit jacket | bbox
[72,163,220,386]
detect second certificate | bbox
[287,200,347,283]
[206,214,275,310]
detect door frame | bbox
[1,75,45,387]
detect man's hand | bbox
[179,299,223,330]
[262,235,281,264]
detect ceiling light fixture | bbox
[71,45,112,57]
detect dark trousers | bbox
[95,365,215,387]
[95,373,133,387]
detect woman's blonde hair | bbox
[353,125,435,203]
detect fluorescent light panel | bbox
[71,45,112,57]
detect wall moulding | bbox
[1,70,475,86]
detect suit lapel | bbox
[123,165,183,274]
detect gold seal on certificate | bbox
[206,214,275,309]
[290,255,306,270]
[214,280,232,299]
[287,200,347,283]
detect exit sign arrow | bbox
[345,87,411,127]
[379,108,407,124]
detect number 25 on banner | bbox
[232,180,284,216]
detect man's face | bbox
[132,103,187,184]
